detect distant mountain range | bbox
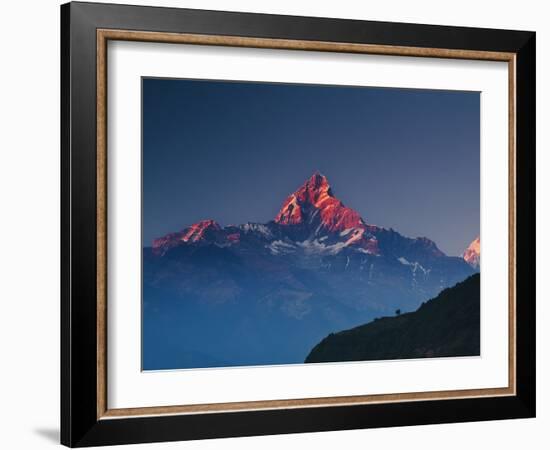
[305,273,480,363]
[143,172,476,370]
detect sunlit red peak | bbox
[151,219,221,254]
[294,171,332,204]
[463,236,480,268]
[181,219,220,242]
[274,172,365,232]
[307,171,330,190]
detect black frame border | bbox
[61,2,535,447]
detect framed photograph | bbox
[61,2,536,447]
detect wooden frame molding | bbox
[96,28,517,420]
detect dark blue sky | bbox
[143,78,479,256]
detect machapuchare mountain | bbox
[143,172,475,370]
[463,236,480,269]
[305,273,480,364]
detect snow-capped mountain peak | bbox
[152,219,221,254]
[274,172,365,233]
[180,219,221,242]
[463,236,480,269]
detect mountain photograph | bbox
[142,78,480,370]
